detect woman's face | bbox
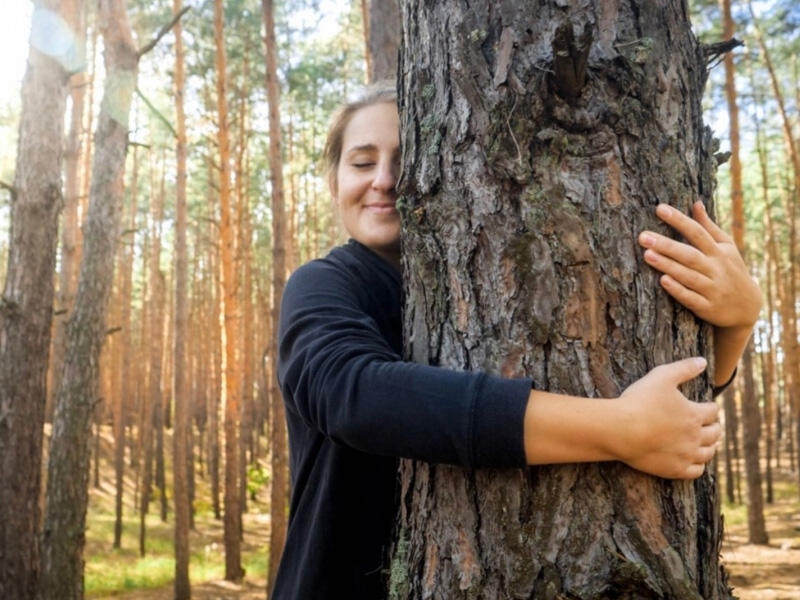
[333,102,401,267]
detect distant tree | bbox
[212,0,245,581]
[720,0,768,544]
[262,0,290,593]
[38,2,188,596]
[172,0,192,596]
[362,0,400,82]
[0,2,70,598]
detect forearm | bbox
[713,323,754,388]
[523,389,620,465]
[523,357,722,480]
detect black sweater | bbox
[272,240,531,599]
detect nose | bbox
[371,159,397,192]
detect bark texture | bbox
[0,2,69,598]
[365,0,401,82]
[38,0,138,596]
[392,1,729,598]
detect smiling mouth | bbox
[365,204,398,214]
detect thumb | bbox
[656,356,708,386]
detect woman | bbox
[271,83,761,599]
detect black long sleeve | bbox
[271,240,530,599]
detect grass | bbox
[82,428,272,599]
[84,500,271,598]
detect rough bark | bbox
[262,0,289,593]
[38,0,138,596]
[392,2,730,598]
[172,0,191,595]
[0,2,69,598]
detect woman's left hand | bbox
[638,201,761,330]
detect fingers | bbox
[652,356,708,386]
[654,203,719,255]
[691,201,730,243]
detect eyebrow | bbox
[344,144,378,155]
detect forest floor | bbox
[90,478,800,600]
[85,424,800,599]
[720,467,800,600]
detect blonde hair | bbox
[323,81,397,194]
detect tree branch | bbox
[135,87,178,138]
[702,37,744,67]
[138,5,192,58]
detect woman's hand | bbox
[611,357,721,480]
[638,202,761,330]
[523,358,721,480]
[638,201,762,387]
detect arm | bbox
[638,202,762,387]
[523,357,721,480]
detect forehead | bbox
[342,102,400,153]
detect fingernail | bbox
[694,357,708,370]
[639,233,654,248]
[656,204,673,218]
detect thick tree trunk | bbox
[38,0,138,596]
[0,3,69,598]
[392,2,730,598]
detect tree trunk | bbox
[364,0,400,82]
[172,0,191,595]
[262,0,289,593]
[38,0,138,596]
[0,2,69,598]
[392,2,730,598]
[212,0,244,580]
[51,0,87,424]
[720,0,767,543]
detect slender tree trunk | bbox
[391,2,729,598]
[51,0,88,423]
[38,0,138,596]
[0,3,69,598]
[172,0,191,595]
[113,144,139,550]
[720,0,767,543]
[212,0,244,579]
[262,0,289,593]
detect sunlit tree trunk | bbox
[391,2,729,597]
[0,3,69,598]
[212,0,244,578]
[172,0,191,595]
[38,0,138,596]
[262,0,289,593]
[721,0,767,544]
[748,0,800,497]
[51,0,87,423]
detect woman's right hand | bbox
[523,357,721,480]
[611,357,721,480]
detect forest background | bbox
[0,0,798,599]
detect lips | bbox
[365,203,398,215]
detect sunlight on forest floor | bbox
[721,468,800,600]
[83,426,800,599]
